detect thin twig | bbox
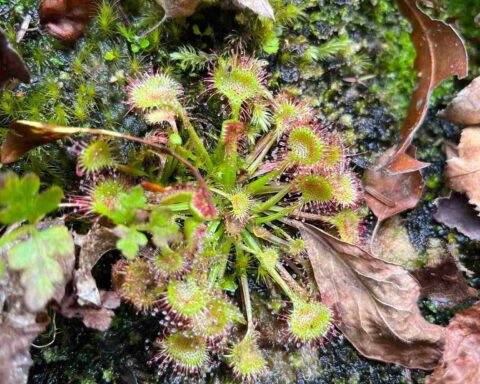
[16,14,32,43]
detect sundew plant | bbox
[65,51,364,381]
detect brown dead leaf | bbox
[434,192,480,241]
[155,0,200,19]
[59,290,120,332]
[373,217,476,306]
[294,220,445,369]
[0,121,81,164]
[364,146,425,221]
[73,227,117,306]
[427,301,480,384]
[39,0,99,43]
[391,0,468,164]
[0,320,48,384]
[439,77,480,125]
[445,128,480,212]
[221,0,274,19]
[0,28,30,88]
[413,239,477,306]
[364,0,468,220]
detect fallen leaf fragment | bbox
[1,121,78,164]
[391,0,468,163]
[445,128,480,212]
[365,0,468,220]
[439,77,480,125]
[294,221,445,369]
[434,192,480,241]
[221,0,274,19]
[39,0,99,43]
[373,217,476,306]
[427,302,480,384]
[0,321,48,384]
[74,227,117,306]
[364,146,425,221]
[0,27,30,87]
[154,0,200,19]
[413,239,477,306]
[59,290,120,332]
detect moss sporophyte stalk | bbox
[65,52,364,380]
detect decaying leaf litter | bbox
[0,0,480,383]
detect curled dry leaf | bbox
[427,301,480,384]
[364,0,468,220]
[445,128,480,212]
[0,28,30,87]
[221,0,274,19]
[59,290,120,332]
[1,121,78,164]
[391,0,468,164]
[434,192,480,241]
[439,76,480,126]
[39,0,99,43]
[364,146,424,221]
[74,227,117,306]
[293,220,445,369]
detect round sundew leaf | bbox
[287,127,324,166]
[166,279,208,319]
[89,179,126,216]
[162,333,207,372]
[298,175,334,203]
[192,298,244,338]
[210,55,268,111]
[128,73,182,112]
[229,191,251,221]
[257,248,279,270]
[79,140,115,173]
[229,335,267,380]
[288,300,331,342]
[331,174,358,206]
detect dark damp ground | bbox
[0,0,478,383]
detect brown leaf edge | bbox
[291,220,445,369]
[389,0,468,169]
[427,301,480,384]
[434,192,480,241]
[39,0,99,43]
[364,146,424,221]
[439,76,480,126]
[0,27,31,86]
[364,0,468,221]
[73,227,117,306]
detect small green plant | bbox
[62,51,364,380]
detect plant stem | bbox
[241,230,296,300]
[246,161,287,195]
[240,274,253,333]
[252,185,291,213]
[246,130,276,175]
[180,112,213,170]
[254,205,296,224]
